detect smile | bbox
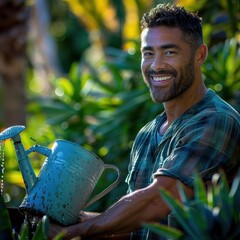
[152,75,173,82]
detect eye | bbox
[142,51,153,58]
[165,50,176,56]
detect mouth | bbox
[151,75,173,82]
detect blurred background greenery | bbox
[0,0,239,213]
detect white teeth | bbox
[152,76,172,81]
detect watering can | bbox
[0,125,121,226]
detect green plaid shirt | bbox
[126,89,240,240]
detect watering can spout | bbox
[0,125,37,193]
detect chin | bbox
[150,94,164,104]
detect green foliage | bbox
[30,43,162,210]
[17,215,65,240]
[2,0,239,216]
[0,194,13,240]
[202,38,240,112]
[25,36,239,212]
[145,169,240,240]
[0,194,64,240]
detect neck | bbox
[160,81,207,134]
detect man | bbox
[50,4,240,239]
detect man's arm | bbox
[78,211,101,222]
[49,176,193,239]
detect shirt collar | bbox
[158,89,215,140]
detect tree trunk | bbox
[0,0,29,126]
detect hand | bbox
[48,212,98,240]
[48,219,91,239]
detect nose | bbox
[151,54,167,71]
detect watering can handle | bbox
[83,164,121,209]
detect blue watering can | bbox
[0,125,121,226]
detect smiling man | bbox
[49,4,240,240]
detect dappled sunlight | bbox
[0,0,239,214]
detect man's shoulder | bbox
[211,91,239,116]
[194,89,239,123]
[176,90,240,138]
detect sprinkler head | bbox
[0,125,25,141]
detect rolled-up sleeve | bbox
[154,112,240,188]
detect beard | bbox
[143,59,195,103]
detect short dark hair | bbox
[141,4,203,50]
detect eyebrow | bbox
[141,44,181,51]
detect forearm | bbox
[78,211,100,222]
[65,183,169,238]
[61,177,193,239]
[87,193,151,235]
[64,195,145,239]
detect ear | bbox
[194,44,208,67]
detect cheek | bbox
[141,59,149,74]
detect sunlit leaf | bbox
[144,222,184,239]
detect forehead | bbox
[141,26,187,48]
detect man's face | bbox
[141,26,195,103]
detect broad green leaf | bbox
[52,231,66,240]
[176,181,191,207]
[186,205,211,240]
[19,221,30,239]
[159,189,198,239]
[230,167,240,212]
[215,171,233,236]
[193,173,207,204]
[56,77,74,99]
[0,195,13,240]
[144,222,184,240]
[33,215,50,240]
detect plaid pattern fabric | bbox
[126,89,240,240]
